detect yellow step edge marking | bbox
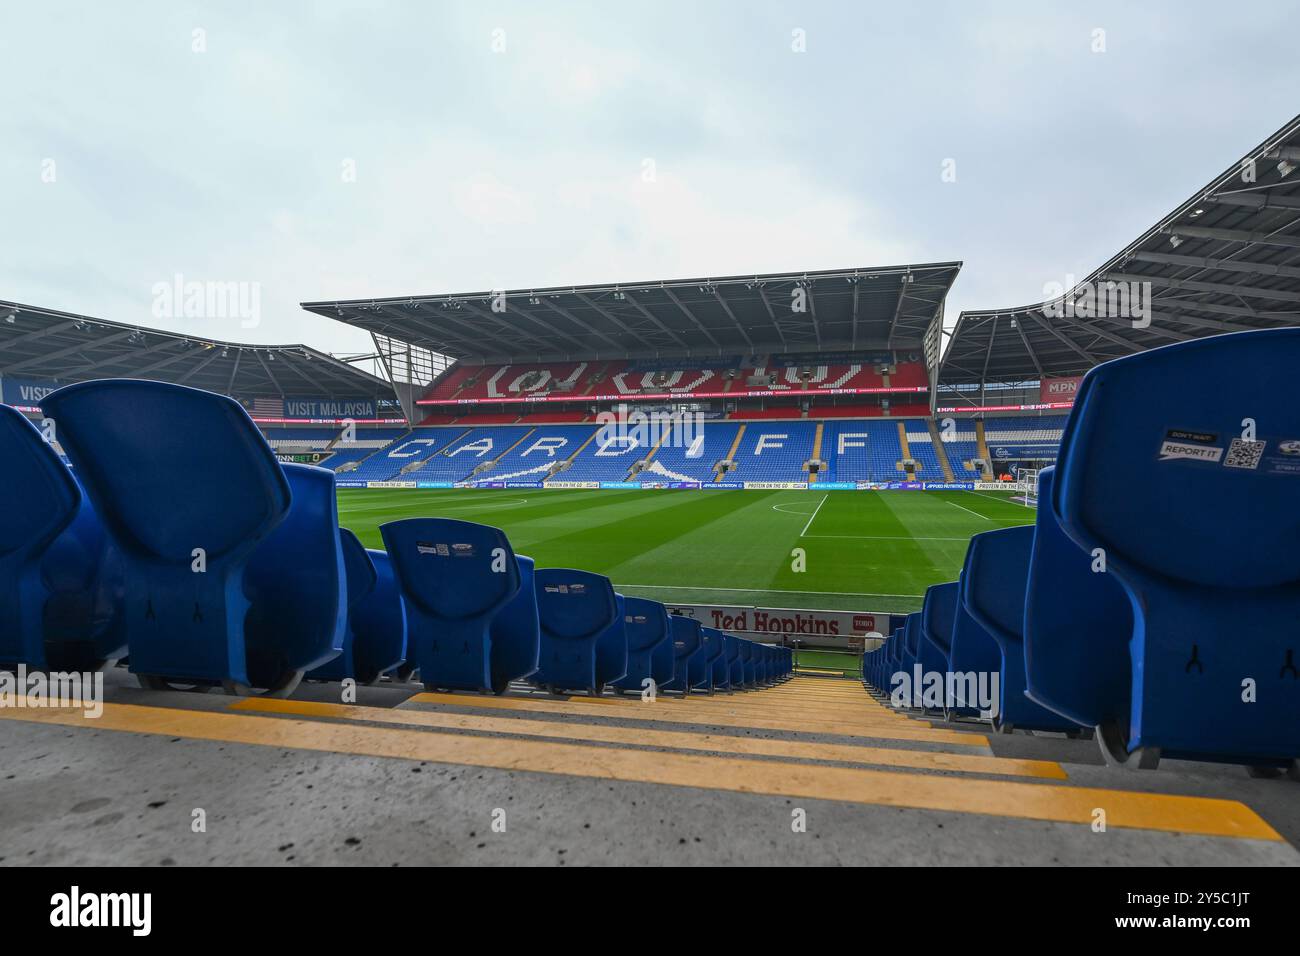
[558,694,920,724]
[232,698,1067,780]
[1,704,1277,841]
[408,692,985,747]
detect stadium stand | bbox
[821,420,904,482]
[643,422,740,483]
[726,423,818,483]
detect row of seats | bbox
[419,358,929,404]
[0,382,791,699]
[864,330,1300,777]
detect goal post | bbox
[1019,467,1041,506]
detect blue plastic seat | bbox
[962,525,1083,734]
[0,405,125,672]
[1023,466,1131,735]
[920,582,960,708]
[486,555,540,693]
[692,626,725,692]
[350,548,409,684]
[42,379,293,690]
[532,568,619,695]
[611,597,672,694]
[241,463,349,692]
[948,589,1001,717]
[1053,330,1300,770]
[720,634,742,690]
[686,624,720,692]
[380,517,522,693]
[661,615,702,692]
[735,638,754,688]
[306,529,390,685]
[594,592,628,691]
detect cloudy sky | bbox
[3,0,1297,358]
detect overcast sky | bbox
[3,1,1298,359]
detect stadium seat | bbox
[1053,330,1300,773]
[947,585,1000,719]
[736,637,755,689]
[1023,466,1131,740]
[42,379,295,692]
[486,555,541,693]
[721,634,742,690]
[696,624,728,691]
[919,582,960,709]
[240,463,349,694]
[610,596,672,695]
[0,405,125,673]
[350,548,409,684]
[661,615,702,692]
[961,525,1084,735]
[690,625,725,692]
[307,529,409,685]
[594,592,629,691]
[379,517,523,694]
[532,568,620,695]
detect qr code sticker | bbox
[1224,438,1265,470]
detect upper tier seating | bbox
[983,415,1067,460]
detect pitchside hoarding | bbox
[665,603,901,649]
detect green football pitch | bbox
[337,487,1034,614]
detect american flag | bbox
[252,397,285,417]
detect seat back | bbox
[613,596,671,693]
[1055,329,1300,760]
[921,582,959,658]
[692,625,725,691]
[243,464,348,686]
[381,517,521,692]
[594,592,628,689]
[0,406,84,669]
[41,379,291,685]
[351,549,408,684]
[661,615,702,691]
[305,527,376,683]
[962,524,1080,731]
[722,634,742,689]
[533,568,619,693]
[487,555,541,693]
[1024,466,1132,729]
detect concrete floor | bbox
[0,668,1296,866]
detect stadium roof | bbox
[939,113,1300,395]
[303,263,962,364]
[0,301,394,401]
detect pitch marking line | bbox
[800,494,829,537]
[946,500,992,521]
[3,704,1279,840]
